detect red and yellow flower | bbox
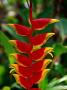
[9,0,59,90]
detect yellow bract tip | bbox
[45,33,55,42]
[44,47,53,54]
[7,24,15,28]
[13,74,19,82]
[42,59,52,69]
[46,33,55,37]
[50,19,60,23]
[10,64,17,68]
[9,40,16,44]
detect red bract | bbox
[11,24,31,36]
[9,0,59,90]
[31,48,46,60]
[30,33,55,47]
[16,54,32,66]
[10,40,32,53]
[31,18,59,30]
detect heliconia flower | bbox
[8,19,58,36]
[9,18,59,37]
[8,0,59,90]
[29,0,59,31]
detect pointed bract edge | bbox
[44,47,53,57]
[37,69,50,83]
[10,64,31,77]
[10,64,18,69]
[32,59,52,72]
[30,18,59,30]
[31,47,53,61]
[50,19,60,24]
[10,64,24,76]
[44,33,55,44]
[42,59,52,70]
[44,47,54,58]
[10,64,18,73]
[13,74,26,89]
[32,33,55,50]
[39,47,53,61]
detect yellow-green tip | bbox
[50,19,60,23]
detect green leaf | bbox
[39,78,48,90]
[55,63,65,76]
[53,43,67,56]
[48,75,67,88]
[58,75,67,83]
[0,31,16,64]
[49,85,67,90]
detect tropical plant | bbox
[6,0,59,90]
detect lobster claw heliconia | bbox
[9,0,59,90]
